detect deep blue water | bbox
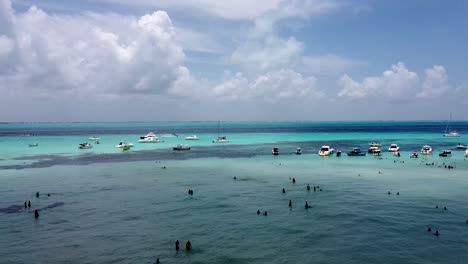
[1,121,468,136]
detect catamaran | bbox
[212,121,229,143]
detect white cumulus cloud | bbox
[0,2,186,97]
[338,62,420,100]
[417,65,449,99]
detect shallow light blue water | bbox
[1,122,467,264]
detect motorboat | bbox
[421,145,433,155]
[28,143,39,147]
[212,136,229,143]
[410,151,419,158]
[456,143,467,150]
[388,144,400,152]
[272,147,279,155]
[185,135,200,140]
[295,148,302,155]
[439,150,452,157]
[369,142,382,147]
[368,146,381,154]
[78,143,92,149]
[336,150,342,157]
[115,142,134,148]
[347,148,366,156]
[139,132,160,143]
[465,149,468,157]
[89,136,100,141]
[173,144,191,151]
[319,146,334,156]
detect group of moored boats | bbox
[76,132,232,151]
[271,142,468,158]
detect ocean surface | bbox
[1,122,467,264]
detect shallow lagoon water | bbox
[1,122,468,264]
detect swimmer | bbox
[305,202,309,209]
[186,240,192,251]
[36,192,39,198]
[233,176,236,180]
[397,192,400,196]
[435,205,439,209]
[292,178,296,184]
[257,210,260,215]
[34,209,39,219]
[282,188,286,194]
[387,191,391,195]
[307,184,310,191]
[427,227,431,232]
[434,230,440,237]
[313,186,316,192]
[264,211,267,216]
[24,201,27,208]
[175,240,180,251]
[28,201,31,208]
[444,206,447,211]
[289,200,292,207]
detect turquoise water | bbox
[1,122,467,264]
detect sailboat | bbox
[212,121,229,143]
[444,113,460,137]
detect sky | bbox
[0,0,467,122]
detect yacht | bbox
[319,146,334,156]
[78,143,92,149]
[89,136,100,141]
[368,146,381,154]
[388,144,400,152]
[212,136,229,143]
[410,151,419,158]
[139,132,160,143]
[369,142,382,147]
[173,144,191,151]
[347,148,366,156]
[456,143,467,150]
[444,113,460,137]
[295,148,302,155]
[439,150,452,157]
[420,145,433,155]
[185,135,200,140]
[272,147,279,155]
[115,142,134,148]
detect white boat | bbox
[78,143,92,149]
[272,147,279,155]
[173,144,190,151]
[160,133,178,138]
[185,135,200,140]
[388,144,400,152]
[369,142,382,147]
[89,136,100,141]
[420,145,433,155]
[296,148,302,155]
[465,149,468,157]
[456,143,467,150]
[115,142,134,148]
[444,113,460,137]
[139,132,160,143]
[368,146,381,154]
[212,136,229,143]
[319,146,334,156]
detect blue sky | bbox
[1,0,467,121]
